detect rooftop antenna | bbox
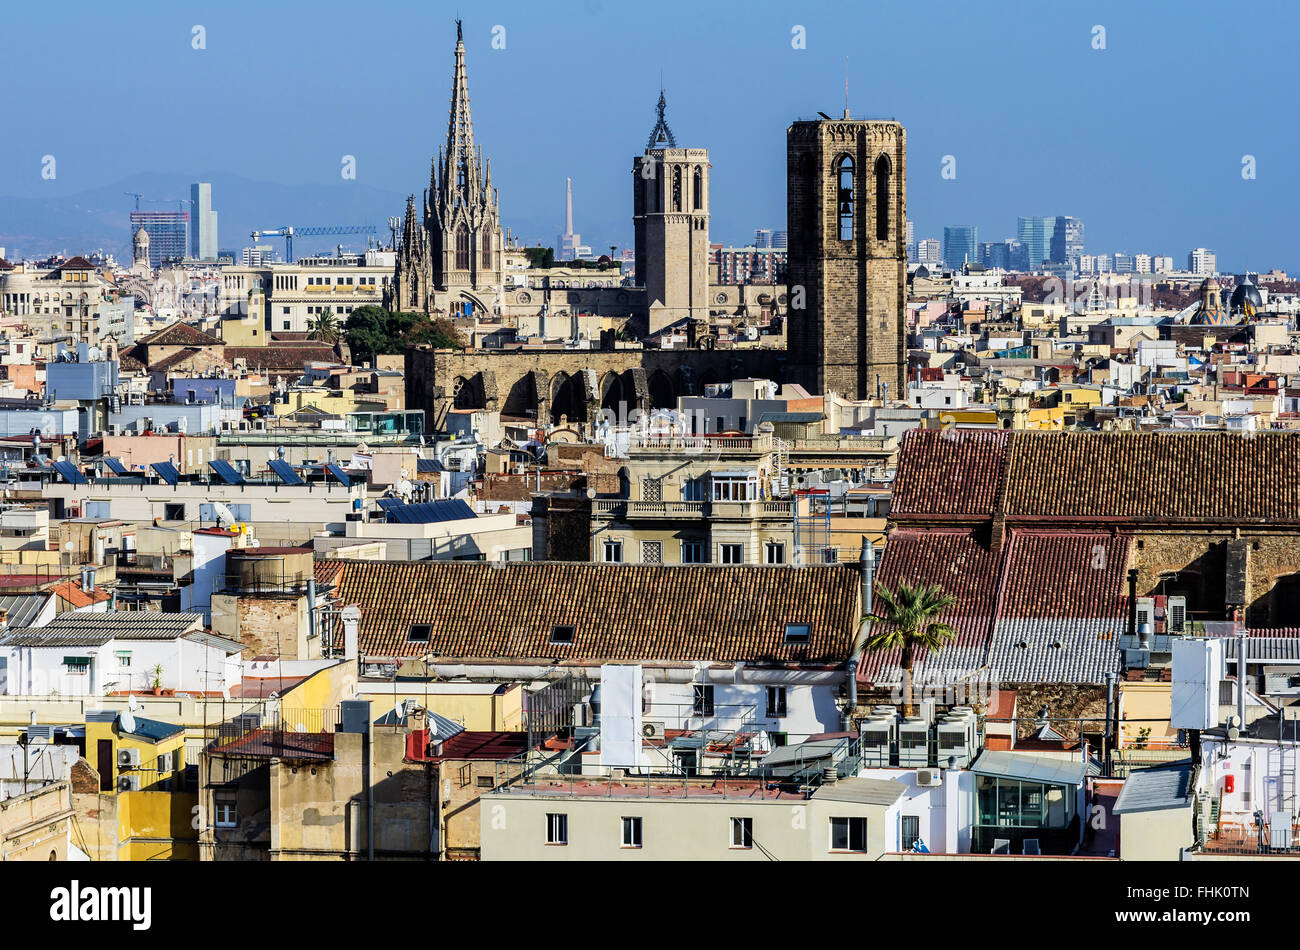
[844,56,850,119]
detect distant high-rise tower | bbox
[558,178,585,261]
[633,89,710,333]
[786,110,907,401]
[392,19,504,314]
[1017,216,1053,270]
[942,226,978,271]
[189,182,218,261]
[1050,215,1083,269]
[130,211,187,267]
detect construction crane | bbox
[124,192,144,211]
[248,225,376,263]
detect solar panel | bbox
[52,460,87,486]
[325,463,352,487]
[416,458,439,473]
[151,462,179,485]
[384,499,475,524]
[103,457,128,475]
[268,459,303,485]
[208,459,246,485]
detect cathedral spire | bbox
[646,87,677,150]
[443,18,478,208]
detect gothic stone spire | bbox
[441,18,480,213]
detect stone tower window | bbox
[875,153,891,242]
[693,168,702,210]
[672,166,682,211]
[836,156,855,241]
[481,229,491,269]
[455,226,470,270]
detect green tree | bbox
[344,305,465,362]
[860,581,957,717]
[307,307,340,344]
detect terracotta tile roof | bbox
[150,347,225,373]
[224,345,340,371]
[892,429,1300,525]
[139,321,223,348]
[999,531,1129,618]
[59,256,95,270]
[890,429,1009,519]
[51,581,112,609]
[324,559,861,664]
[858,528,999,682]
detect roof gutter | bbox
[420,661,845,687]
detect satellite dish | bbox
[119,711,136,734]
[211,501,237,526]
[394,699,405,721]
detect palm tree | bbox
[307,308,340,344]
[860,580,956,717]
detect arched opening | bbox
[452,375,482,410]
[600,372,627,417]
[693,168,702,210]
[672,166,682,212]
[647,370,675,410]
[875,153,891,242]
[1271,573,1300,627]
[503,373,538,419]
[551,371,585,425]
[836,156,855,241]
[481,229,492,269]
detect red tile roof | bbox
[139,321,223,348]
[324,559,861,664]
[999,531,1129,618]
[51,581,112,608]
[409,729,530,762]
[892,429,1300,525]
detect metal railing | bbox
[205,706,342,760]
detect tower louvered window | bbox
[875,154,891,242]
[455,226,469,270]
[837,156,855,241]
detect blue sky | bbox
[1,0,1296,271]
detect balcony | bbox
[591,499,792,521]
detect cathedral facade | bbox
[390,21,504,316]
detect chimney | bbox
[342,605,360,660]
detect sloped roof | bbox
[51,581,112,609]
[1111,762,1195,814]
[139,322,223,348]
[224,345,340,371]
[0,611,201,647]
[324,559,861,663]
[891,429,1300,525]
[0,593,52,628]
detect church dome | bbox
[1229,275,1262,314]
[133,226,149,246]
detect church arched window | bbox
[836,156,854,241]
[672,166,682,211]
[875,153,891,242]
[693,168,702,210]
[455,226,469,270]
[481,229,491,269]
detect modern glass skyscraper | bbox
[1050,215,1084,268]
[189,182,218,261]
[1017,216,1053,270]
[130,211,188,267]
[942,226,978,270]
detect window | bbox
[712,474,758,501]
[693,684,715,717]
[767,685,788,718]
[765,542,786,565]
[481,229,492,269]
[720,543,743,564]
[407,624,432,643]
[115,651,132,668]
[784,624,811,643]
[215,799,237,828]
[603,540,623,563]
[546,812,568,845]
[682,477,705,502]
[476,775,495,789]
[641,541,662,564]
[163,503,185,521]
[550,625,575,645]
[455,226,470,270]
[641,477,662,503]
[681,540,706,564]
[621,816,643,848]
[672,166,682,211]
[830,816,868,852]
[693,168,702,210]
[730,817,753,849]
[62,656,91,675]
[875,153,891,242]
[837,156,855,241]
[901,815,921,851]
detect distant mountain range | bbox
[0,173,411,263]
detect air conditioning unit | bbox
[25,725,54,744]
[898,717,931,768]
[117,774,141,792]
[917,768,943,787]
[108,423,121,436]
[1168,595,1188,634]
[641,721,666,741]
[117,748,141,769]
[1135,597,1155,631]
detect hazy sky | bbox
[1,0,1296,271]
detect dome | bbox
[1230,275,1262,314]
[133,226,150,246]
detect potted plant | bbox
[150,663,164,695]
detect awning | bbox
[969,750,1086,786]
